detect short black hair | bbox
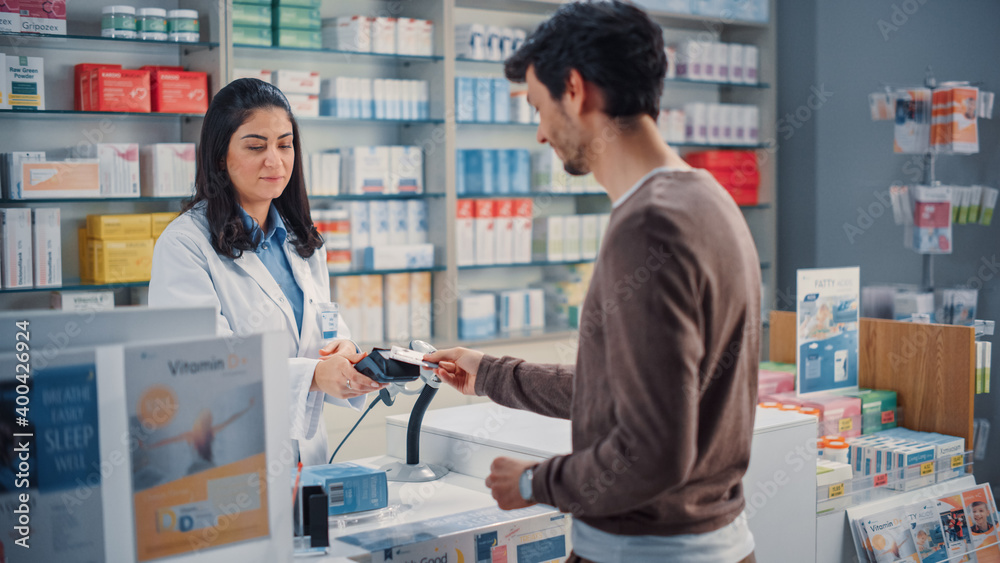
[505,0,666,120]
[186,78,322,259]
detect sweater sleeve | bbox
[531,213,706,517]
[476,355,575,420]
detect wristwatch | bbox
[518,466,535,502]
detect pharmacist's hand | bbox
[319,339,359,359]
[311,353,385,399]
[424,347,484,396]
[485,457,536,511]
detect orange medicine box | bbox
[91,69,151,113]
[144,68,209,114]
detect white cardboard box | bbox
[368,200,390,247]
[371,17,397,54]
[387,200,408,246]
[140,144,196,197]
[581,214,598,259]
[349,201,370,267]
[50,290,115,311]
[406,199,428,245]
[6,55,45,110]
[532,215,565,261]
[32,207,60,287]
[343,146,389,195]
[473,200,495,265]
[493,199,514,265]
[389,146,423,194]
[562,215,581,261]
[0,6,18,34]
[456,199,475,266]
[2,207,32,288]
[360,274,384,343]
[362,243,434,270]
[512,198,533,264]
[98,143,140,197]
[272,69,321,95]
[455,23,485,60]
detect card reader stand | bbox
[379,340,450,483]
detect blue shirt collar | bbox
[238,204,287,249]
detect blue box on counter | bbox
[299,462,388,516]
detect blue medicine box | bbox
[495,149,510,194]
[456,150,467,195]
[464,150,484,194]
[492,78,510,123]
[299,463,388,516]
[481,149,496,194]
[510,149,530,193]
[456,77,475,122]
[475,78,493,122]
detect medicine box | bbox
[145,69,209,114]
[512,198,532,264]
[299,463,388,517]
[0,3,18,34]
[475,77,492,122]
[389,146,423,194]
[455,23,485,60]
[532,216,565,261]
[50,290,115,311]
[406,199,428,244]
[494,199,514,265]
[510,149,531,194]
[371,17,397,54]
[272,5,320,30]
[581,214,598,259]
[834,388,897,434]
[232,25,272,46]
[19,0,65,35]
[931,86,979,154]
[285,93,319,117]
[1,208,32,288]
[498,290,527,333]
[492,79,510,123]
[387,200,408,246]
[459,293,496,340]
[233,68,272,83]
[90,238,154,283]
[342,147,389,195]
[141,143,196,197]
[273,28,321,49]
[91,68,151,113]
[563,215,582,261]
[473,200,495,265]
[150,212,178,238]
[31,207,60,288]
[7,55,45,110]
[97,143,140,197]
[494,149,510,194]
[326,16,372,52]
[455,77,475,122]
[272,69,321,96]
[368,200,390,247]
[362,244,434,271]
[87,213,152,240]
[74,63,120,111]
[456,199,475,266]
[18,160,100,199]
[232,4,271,27]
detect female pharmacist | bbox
[148,78,385,466]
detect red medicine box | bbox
[684,150,760,206]
[142,67,209,114]
[74,63,121,111]
[91,69,152,113]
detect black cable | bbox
[328,396,382,465]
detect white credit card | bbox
[389,345,439,369]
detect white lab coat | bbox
[148,202,364,466]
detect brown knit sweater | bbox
[475,169,761,537]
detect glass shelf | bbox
[459,259,595,270]
[0,109,204,119]
[454,0,768,28]
[665,77,770,89]
[457,192,606,199]
[296,116,445,125]
[235,44,442,63]
[310,193,445,201]
[328,266,446,277]
[675,142,770,149]
[456,325,578,347]
[0,279,149,294]
[0,31,218,52]
[457,120,537,128]
[0,196,186,204]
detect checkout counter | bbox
[312,404,818,562]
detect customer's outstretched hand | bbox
[424,347,484,396]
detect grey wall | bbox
[777,0,1000,488]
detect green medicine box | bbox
[835,388,897,434]
[272,6,321,30]
[233,4,272,27]
[233,25,273,47]
[273,28,321,49]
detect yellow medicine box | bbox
[78,227,93,282]
[150,212,179,238]
[87,213,152,240]
[89,239,154,283]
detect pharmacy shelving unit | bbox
[0,0,778,356]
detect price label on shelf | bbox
[920,462,934,476]
[874,473,888,488]
[829,483,845,498]
[881,410,895,424]
[838,418,853,432]
[951,455,964,469]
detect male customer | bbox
[426,2,761,562]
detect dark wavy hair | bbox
[184,78,322,259]
[504,0,666,121]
